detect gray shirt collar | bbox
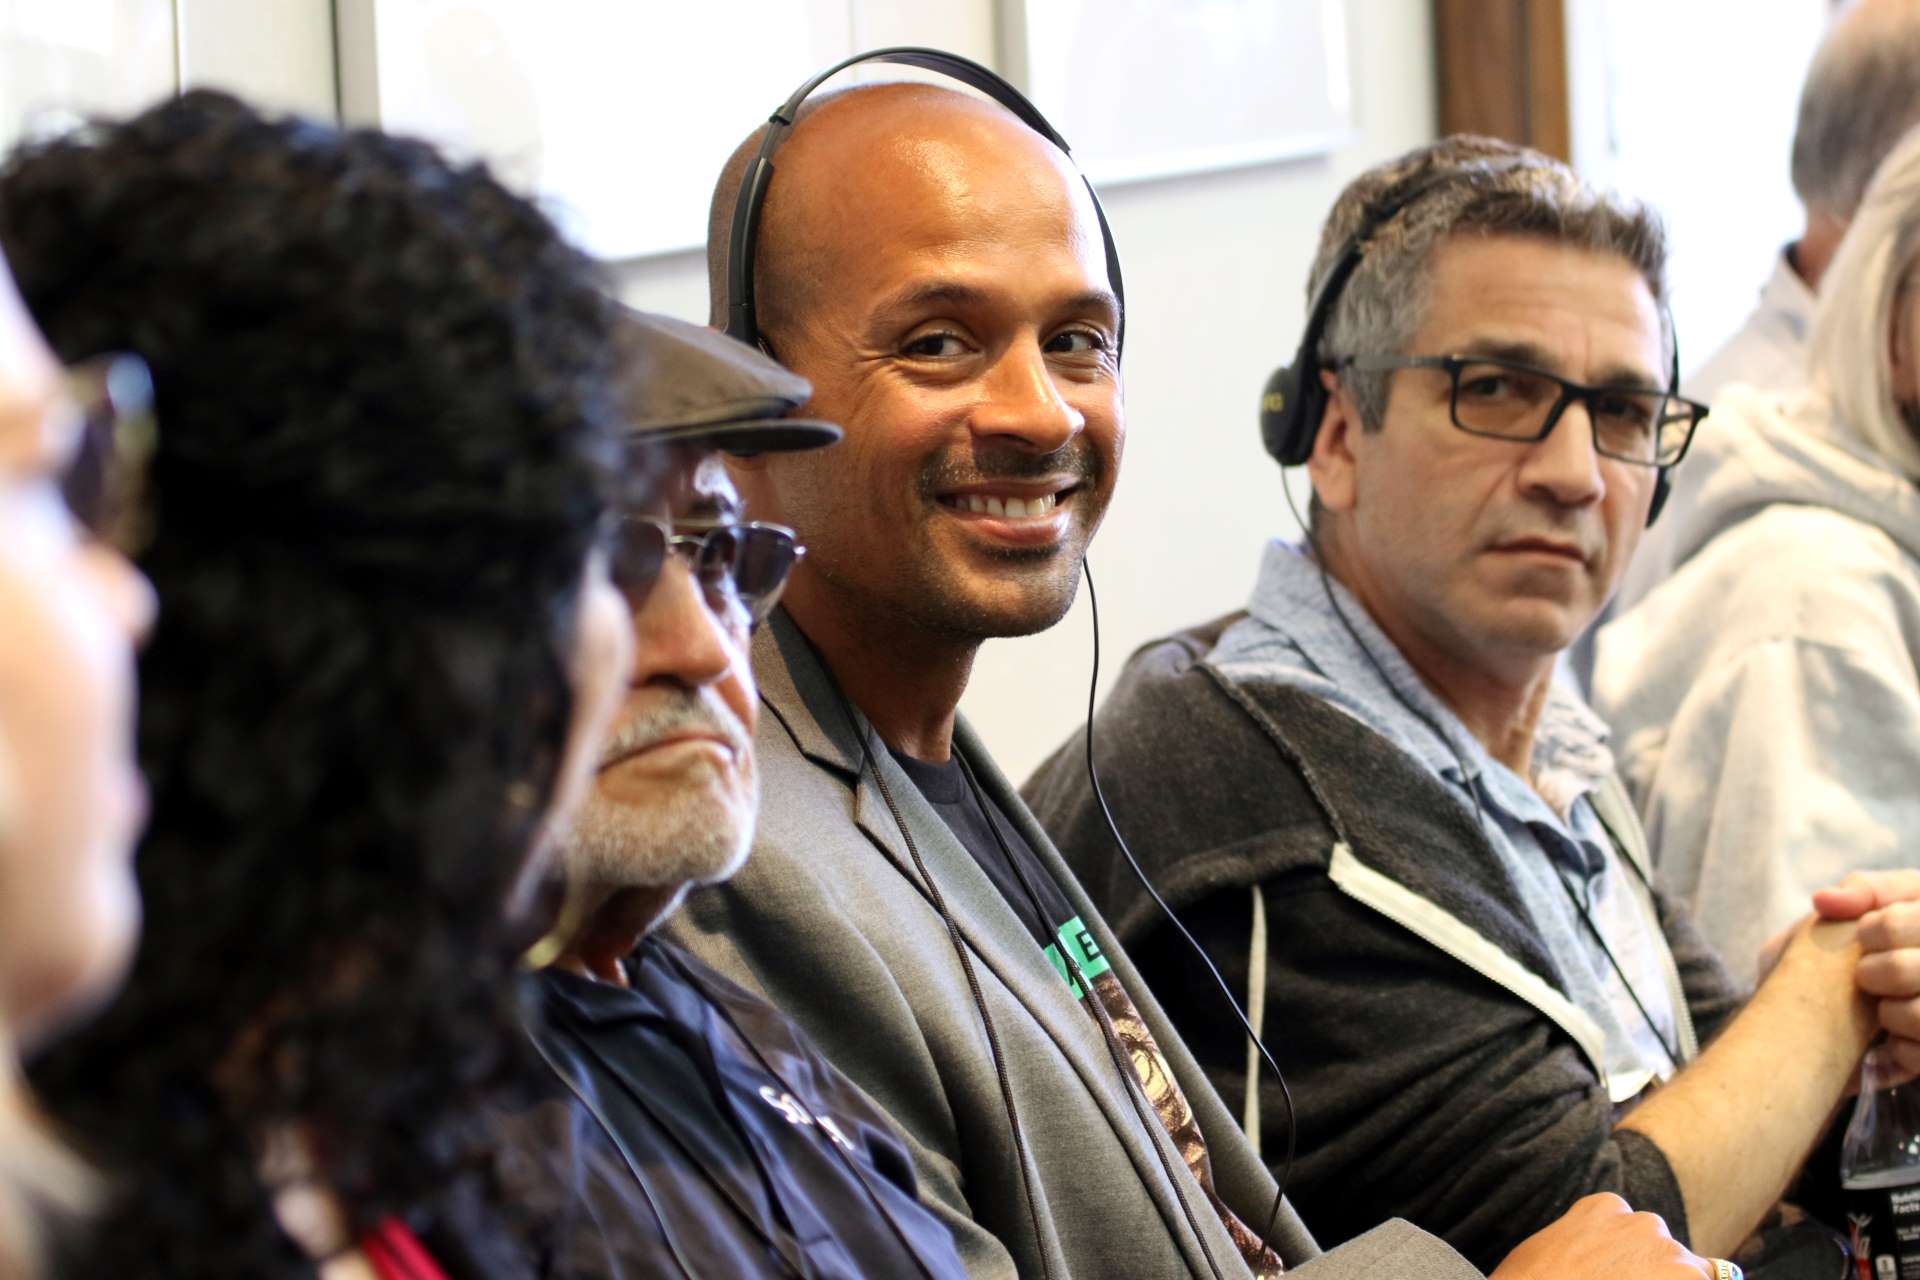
[1239,539,1616,814]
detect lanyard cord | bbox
[564,1020,819,1275]
[1556,872,1683,1071]
[809,670,1059,1280]
[650,944,944,1280]
[941,746,1066,951]
[953,745,1231,1280]
[540,973,951,1280]
[596,1008,823,1276]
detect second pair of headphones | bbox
[722,46,1125,356]
[1256,168,1679,526]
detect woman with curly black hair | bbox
[0,90,635,1276]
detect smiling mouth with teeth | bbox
[940,491,1065,518]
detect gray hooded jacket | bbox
[1026,615,1744,1274]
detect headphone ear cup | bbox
[1261,364,1317,466]
[1646,467,1672,526]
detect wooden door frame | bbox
[1432,0,1570,161]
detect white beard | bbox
[562,771,756,892]
[559,683,758,892]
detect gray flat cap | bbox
[613,306,841,453]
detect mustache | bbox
[597,688,752,767]
[917,440,1102,495]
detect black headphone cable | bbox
[1556,866,1684,1072]
[1079,560,1298,1255]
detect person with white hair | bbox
[1597,120,1920,980]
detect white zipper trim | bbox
[1326,840,1611,1082]
[1243,884,1267,1157]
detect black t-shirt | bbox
[889,746,1110,998]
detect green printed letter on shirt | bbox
[1044,915,1112,999]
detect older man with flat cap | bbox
[494,307,969,1279]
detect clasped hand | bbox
[1810,869,1920,1075]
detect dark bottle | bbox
[1842,1050,1920,1279]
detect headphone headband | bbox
[723,46,1124,354]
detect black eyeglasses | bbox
[58,353,157,554]
[1337,354,1707,467]
[610,516,802,631]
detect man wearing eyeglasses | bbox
[1031,136,1920,1278]
[499,306,969,1278]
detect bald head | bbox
[705,82,1106,346]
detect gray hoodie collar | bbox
[1239,540,1614,810]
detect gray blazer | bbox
[666,611,1480,1279]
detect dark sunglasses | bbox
[610,516,802,630]
[58,353,157,554]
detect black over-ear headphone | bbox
[723,46,1126,356]
[1256,169,1680,526]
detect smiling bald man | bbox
[664,77,1710,1280]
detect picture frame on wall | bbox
[998,0,1354,186]
[0,0,176,154]
[335,0,869,262]
[0,0,337,162]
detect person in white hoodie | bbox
[1596,121,1920,982]
[1574,1,1920,695]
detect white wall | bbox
[1565,0,1828,378]
[175,0,336,120]
[612,0,1438,783]
[0,0,337,145]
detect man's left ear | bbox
[1306,368,1362,515]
